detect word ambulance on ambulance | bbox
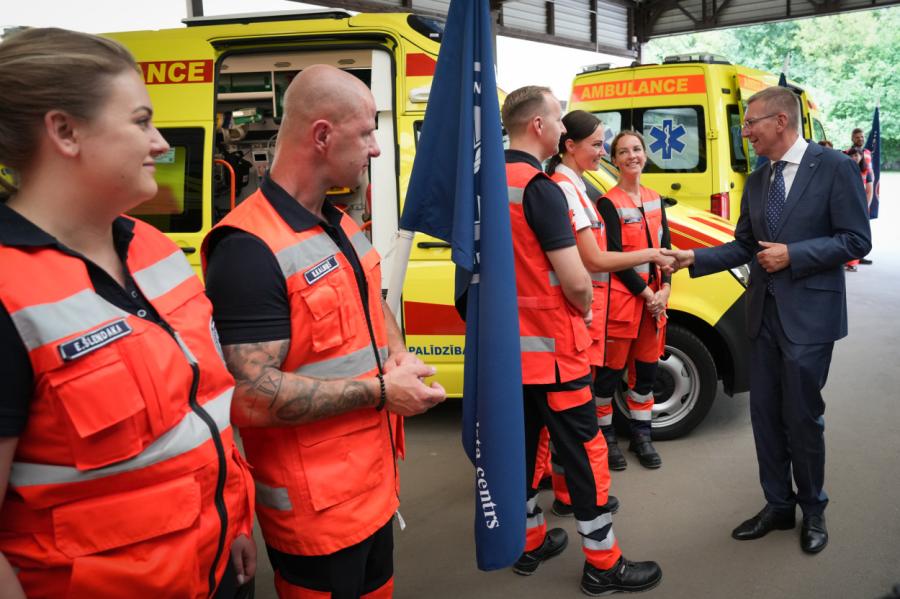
[98,10,750,439]
[570,54,827,222]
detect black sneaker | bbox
[629,438,661,469]
[512,528,568,575]
[552,495,619,517]
[607,439,628,471]
[581,556,662,596]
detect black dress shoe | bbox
[607,439,628,471]
[801,514,828,554]
[512,527,568,575]
[731,506,795,540]
[581,556,663,596]
[629,438,661,469]
[552,495,620,517]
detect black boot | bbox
[581,556,662,596]
[629,435,661,469]
[512,528,568,575]
[601,426,627,471]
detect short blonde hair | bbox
[501,86,552,136]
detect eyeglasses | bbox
[741,113,779,129]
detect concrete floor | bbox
[253,173,900,598]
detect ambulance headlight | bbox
[729,264,750,288]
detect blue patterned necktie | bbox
[765,160,786,294]
[766,161,787,236]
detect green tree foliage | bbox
[645,7,900,166]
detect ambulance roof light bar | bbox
[581,63,612,74]
[184,9,351,27]
[663,53,731,65]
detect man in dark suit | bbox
[664,86,871,554]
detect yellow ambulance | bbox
[569,55,827,223]
[94,11,750,438]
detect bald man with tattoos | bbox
[202,64,446,599]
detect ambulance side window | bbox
[636,106,706,174]
[812,118,827,143]
[591,111,623,157]
[727,105,748,173]
[128,128,204,233]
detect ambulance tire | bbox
[612,323,717,441]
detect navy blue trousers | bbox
[750,297,833,516]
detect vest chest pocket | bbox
[621,221,645,249]
[299,280,346,352]
[48,350,148,471]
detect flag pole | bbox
[385,229,415,316]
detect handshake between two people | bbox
[657,241,790,274]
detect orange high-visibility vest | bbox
[550,170,610,366]
[603,185,665,339]
[507,161,591,385]
[0,218,253,599]
[202,189,401,556]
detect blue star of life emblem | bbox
[649,119,687,160]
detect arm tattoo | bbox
[223,341,377,426]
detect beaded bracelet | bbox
[375,372,386,411]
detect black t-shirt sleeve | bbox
[597,197,647,296]
[522,177,576,251]
[204,229,292,345]
[660,205,672,285]
[0,299,33,436]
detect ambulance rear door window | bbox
[127,127,204,233]
[727,105,748,173]
[637,106,706,174]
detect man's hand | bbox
[757,241,790,273]
[230,533,257,586]
[384,361,447,416]
[382,350,422,373]
[660,248,695,269]
[652,250,678,275]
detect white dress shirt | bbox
[770,134,809,197]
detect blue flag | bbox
[399,0,525,571]
[865,106,881,219]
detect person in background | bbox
[593,130,672,470]
[842,147,873,272]
[539,112,674,521]
[664,86,870,555]
[203,64,446,599]
[0,28,255,598]
[502,86,661,596]
[848,128,874,265]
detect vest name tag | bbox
[304,255,339,285]
[58,319,133,361]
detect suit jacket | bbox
[692,142,871,344]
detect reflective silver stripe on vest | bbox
[591,272,610,283]
[577,512,613,535]
[132,250,196,300]
[9,388,233,488]
[521,336,555,353]
[634,263,650,274]
[256,480,293,511]
[616,207,643,221]
[548,271,560,287]
[275,234,339,280]
[9,289,129,352]
[294,345,389,379]
[508,187,525,205]
[349,231,374,259]
[642,199,661,213]
[583,530,617,551]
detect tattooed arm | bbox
[223,339,378,427]
[223,339,446,428]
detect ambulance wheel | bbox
[612,324,717,441]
